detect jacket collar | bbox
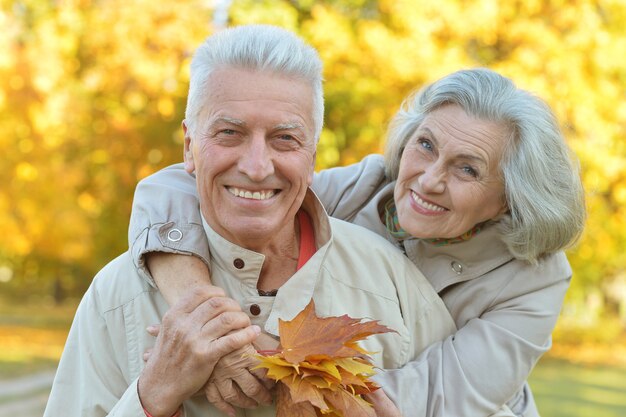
[201,189,333,336]
[403,222,514,293]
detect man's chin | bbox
[220,220,286,242]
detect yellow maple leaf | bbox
[255,300,395,417]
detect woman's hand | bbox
[365,388,404,417]
[252,332,280,353]
[203,344,273,416]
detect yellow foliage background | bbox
[1,0,625,336]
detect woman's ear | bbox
[182,120,195,174]
[494,197,509,220]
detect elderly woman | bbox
[129,68,585,416]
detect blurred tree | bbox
[0,0,213,299]
[229,0,626,324]
[0,0,625,328]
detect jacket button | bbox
[233,258,245,269]
[250,304,261,316]
[451,261,463,274]
[167,228,183,242]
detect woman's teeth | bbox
[411,192,446,212]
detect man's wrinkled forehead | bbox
[195,68,316,136]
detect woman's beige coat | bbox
[129,155,572,417]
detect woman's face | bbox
[393,104,509,239]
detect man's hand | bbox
[145,328,278,416]
[137,286,260,417]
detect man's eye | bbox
[220,129,236,135]
[278,134,296,141]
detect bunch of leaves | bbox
[254,300,395,417]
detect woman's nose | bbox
[418,163,446,194]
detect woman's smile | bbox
[410,191,447,214]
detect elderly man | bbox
[44,25,455,417]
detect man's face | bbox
[184,68,316,249]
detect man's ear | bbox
[307,151,317,186]
[182,120,195,174]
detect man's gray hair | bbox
[384,68,586,262]
[185,24,324,141]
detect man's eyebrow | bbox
[212,116,246,126]
[274,122,304,130]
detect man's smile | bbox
[226,186,277,201]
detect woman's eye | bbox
[417,138,433,151]
[462,165,479,178]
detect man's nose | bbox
[237,134,274,181]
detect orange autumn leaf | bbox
[255,300,395,417]
[278,299,395,364]
[276,383,318,417]
[282,376,328,410]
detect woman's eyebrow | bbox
[421,127,439,146]
[457,154,488,169]
[422,127,487,165]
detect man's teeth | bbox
[411,192,446,212]
[228,187,275,200]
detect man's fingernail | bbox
[252,325,261,335]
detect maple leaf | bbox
[276,301,393,364]
[255,300,395,417]
[276,383,318,417]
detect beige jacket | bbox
[128,157,572,417]
[45,189,456,417]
